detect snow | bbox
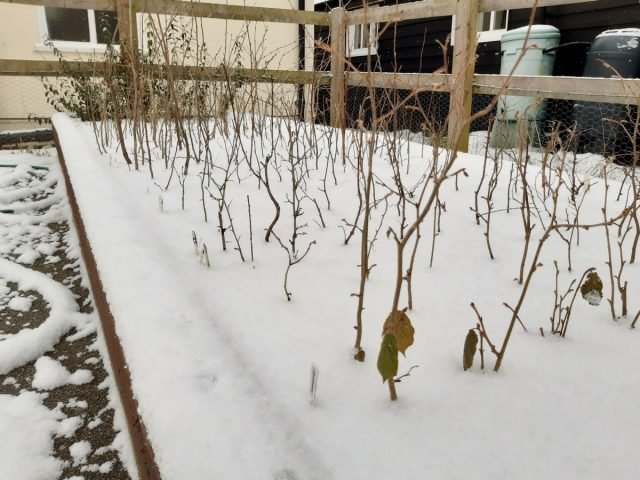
[79,461,114,473]
[35,242,57,255]
[0,151,136,479]
[7,295,32,311]
[57,416,84,438]
[16,247,40,264]
[69,440,92,466]
[32,356,69,390]
[0,257,93,375]
[583,290,603,306]
[0,392,63,480]
[66,398,88,410]
[52,113,640,480]
[32,356,93,390]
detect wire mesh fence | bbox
[335,84,638,167]
[340,85,451,134]
[2,68,637,167]
[477,92,639,165]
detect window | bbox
[477,10,509,43]
[347,23,378,57]
[37,7,119,52]
[450,10,509,45]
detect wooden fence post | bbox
[448,0,479,152]
[117,0,139,65]
[329,7,346,129]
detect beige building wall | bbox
[0,0,315,128]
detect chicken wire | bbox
[332,86,638,166]
[341,85,450,135]
[475,93,639,165]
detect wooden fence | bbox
[1,0,639,152]
[0,0,638,478]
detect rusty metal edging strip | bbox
[53,126,162,480]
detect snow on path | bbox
[0,392,64,480]
[0,163,32,188]
[54,116,333,479]
[1,150,137,480]
[0,173,57,204]
[0,257,94,375]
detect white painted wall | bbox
[0,1,315,125]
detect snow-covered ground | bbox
[0,150,135,480]
[53,112,639,480]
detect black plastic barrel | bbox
[574,29,640,164]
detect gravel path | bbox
[0,150,133,480]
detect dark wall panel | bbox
[314,0,639,127]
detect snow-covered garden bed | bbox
[53,111,640,480]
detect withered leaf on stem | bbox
[377,334,399,383]
[580,270,603,306]
[463,329,478,371]
[382,310,415,355]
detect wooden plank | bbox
[136,0,330,26]
[0,0,330,25]
[345,0,597,26]
[0,59,111,76]
[448,0,479,152]
[329,7,346,128]
[480,0,597,11]
[473,74,640,105]
[346,0,454,26]
[54,126,162,480]
[0,0,116,10]
[0,60,330,85]
[0,59,332,85]
[117,0,139,60]
[346,71,450,91]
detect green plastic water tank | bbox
[491,25,560,148]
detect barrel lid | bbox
[501,25,560,43]
[596,28,640,39]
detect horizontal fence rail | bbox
[345,0,597,26]
[138,0,329,26]
[473,75,640,105]
[343,72,640,106]
[1,0,114,8]
[1,0,636,149]
[0,59,331,85]
[0,0,330,25]
[4,58,637,105]
[346,71,450,91]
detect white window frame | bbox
[347,22,378,57]
[451,10,510,46]
[477,10,510,43]
[35,7,141,54]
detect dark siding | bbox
[545,0,640,43]
[543,0,640,76]
[314,0,639,128]
[315,0,639,74]
[376,16,453,73]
